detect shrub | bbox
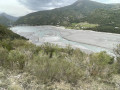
[41,43,61,58]
[0,47,8,67]
[8,50,27,70]
[114,44,120,73]
[114,44,120,61]
[28,53,83,84]
[63,45,74,55]
[89,51,114,78]
[0,39,13,51]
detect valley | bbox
[1,0,120,89]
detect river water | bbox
[10,26,120,56]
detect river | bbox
[10,26,120,56]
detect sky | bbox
[0,0,120,17]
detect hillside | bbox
[0,24,25,40]
[72,9,120,33]
[15,0,112,26]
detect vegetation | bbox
[0,29,120,89]
[82,9,120,33]
[66,22,98,30]
[15,0,111,26]
[1,0,120,88]
[64,8,120,33]
[0,25,25,40]
[15,0,120,34]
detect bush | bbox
[28,53,83,84]
[89,51,114,78]
[41,43,61,58]
[0,47,8,67]
[114,44,120,73]
[1,39,120,88]
[0,39,13,51]
[8,50,27,70]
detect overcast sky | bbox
[0,0,120,17]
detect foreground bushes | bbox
[29,55,82,84]
[0,39,120,89]
[89,52,114,78]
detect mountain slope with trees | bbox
[78,8,120,33]
[15,0,120,34]
[16,0,113,26]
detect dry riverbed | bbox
[11,26,120,55]
[57,26,120,50]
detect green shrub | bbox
[114,44,120,73]
[28,53,83,84]
[0,47,8,67]
[41,43,61,58]
[89,51,114,78]
[63,45,74,55]
[0,39,13,51]
[8,50,27,70]
[1,39,120,88]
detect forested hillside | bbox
[15,0,120,34]
[87,9,120,33]
[68,9,120,33]
[15,0,112,26]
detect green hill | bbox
[79,9,120,33]
[15,0,112,26]
[83,9,120,25]
[0,24,25,40]
[15,0,120,34]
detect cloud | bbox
[108,0,120,3]
[92,0,120,3]
[18,0,77,11]
[0,0,34,16]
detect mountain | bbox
[0,15,11,26]
[15,0,120,34]
[0,13,18,21]
[0,13,18,26]
[16,0,113,26]
[83,9,120,25]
